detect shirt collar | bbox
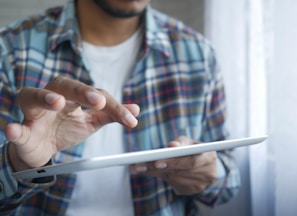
[48,0,82,55]
[144,7,171,58]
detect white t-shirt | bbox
[66,28,142,216]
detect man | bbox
[0,0,241,215]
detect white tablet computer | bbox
[12,136,267,179]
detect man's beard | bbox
[93,0,145,18]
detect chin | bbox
[94,0,149,18]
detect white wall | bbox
[272,0,297,215]
[151,0,204,33]
[207,1,297,216]
[204,1,251,216]
[0,0,67,27]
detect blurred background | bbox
[0,0,296,215]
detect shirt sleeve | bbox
[0,140,55,214]
[194,45,241,206]
[0,141,18,200]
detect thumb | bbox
[5,123,30,146]
[168,136,197,147]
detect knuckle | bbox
[45,76,62,90]
[72,85,84,97]
[17,87,40,103]
[50,75,64,84]
[18,87,31,96]
[53,76,64,82]
[96,88,107,95]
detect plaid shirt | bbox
[0,1,240,215]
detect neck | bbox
[76,0,142,46]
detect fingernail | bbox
[124,114,138,126]
[45,93,60,105]
[86,91,102,104]
[155,162,167,169]
[170,141,181,147]
[135,166,147,172]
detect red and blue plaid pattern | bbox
[0,0,240,215]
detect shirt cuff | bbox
[0,141,18,199]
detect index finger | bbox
[46,76,139,128]
[45,76,106,110]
